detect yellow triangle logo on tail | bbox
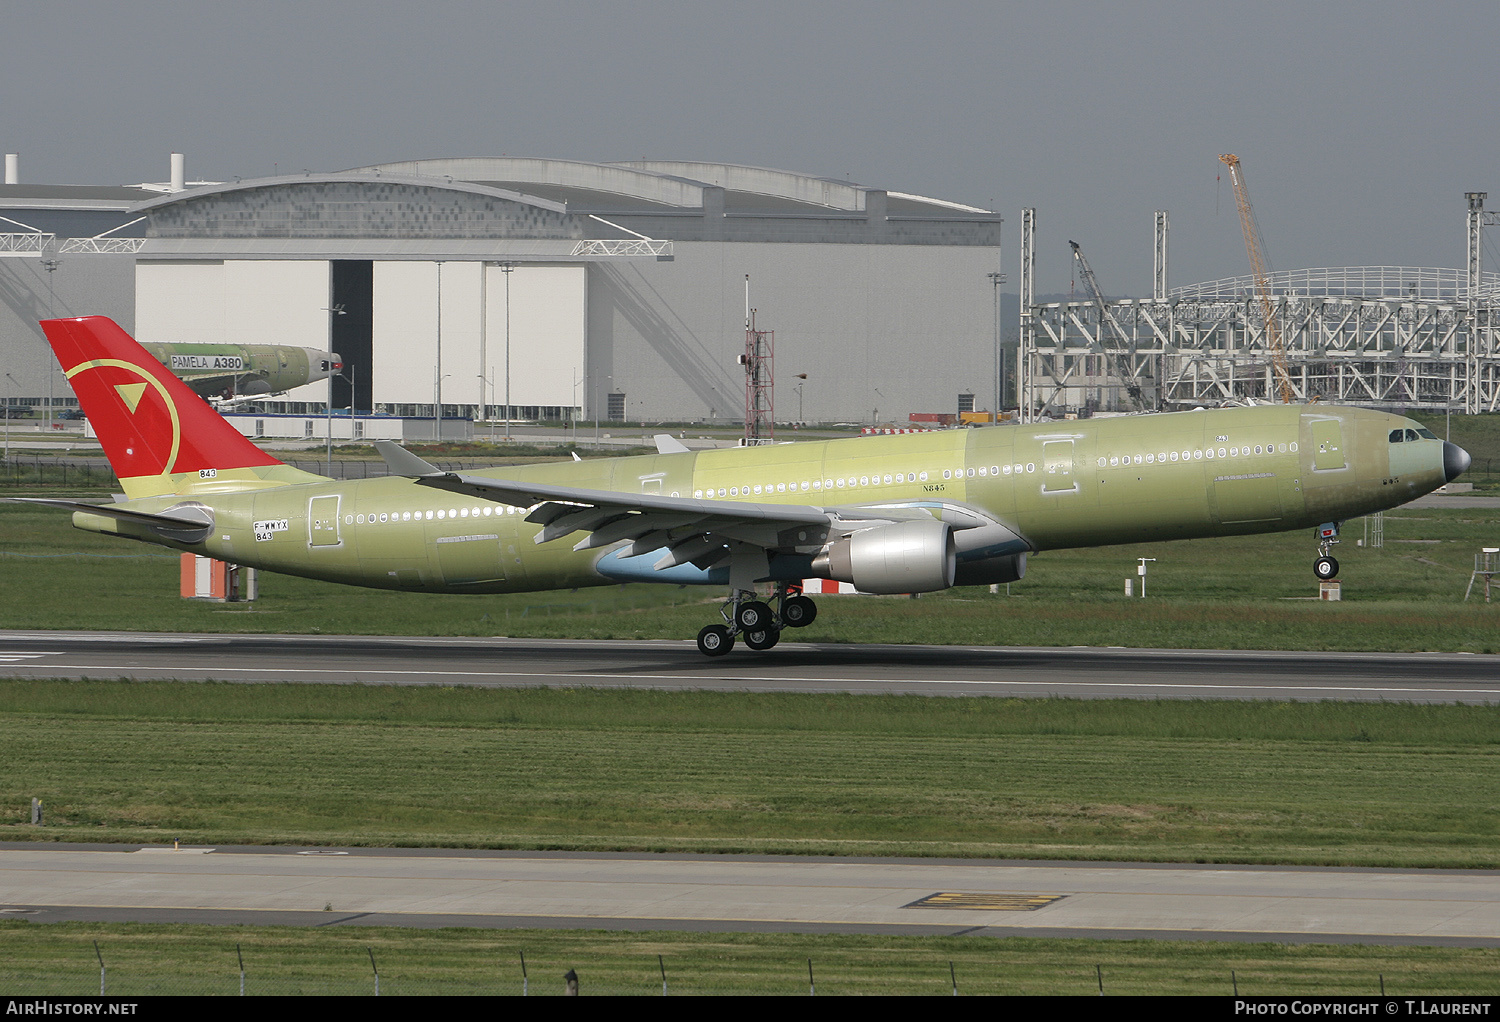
[115,382,147,413]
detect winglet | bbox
[654,434,690,454]
[374,440,444,478]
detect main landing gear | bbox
[695,583,819,656]
[1314,521,1341,581]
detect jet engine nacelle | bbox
[812,519,956,594]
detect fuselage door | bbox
[308,495,342,547]
[1041,439,1077,494]
[1308,418,1347,472]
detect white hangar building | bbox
[0,157,1002,425]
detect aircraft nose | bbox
[1444,441,1472,483]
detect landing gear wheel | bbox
[696,624,736,657]
[1314,556,1339,581]
[743,628,780,651]
[735,600,774,631]
[780,595,817,628]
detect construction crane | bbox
[1068,239,1108,313]
[1218,154,1295,403]
[1068,240,1144,406]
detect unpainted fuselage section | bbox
[74,404,1449,595]
[139,342,341,399]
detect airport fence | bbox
[0,949,1425,997]
[0,455,115,489]
[0,952,959,997]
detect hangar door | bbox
[370,262,585,414]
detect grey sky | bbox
[2,0,1492,295]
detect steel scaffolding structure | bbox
[1019,197,1500,418]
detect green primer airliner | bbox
[138,341,342,400]
[20,317,1471,656]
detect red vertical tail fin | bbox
[42,316,322,498]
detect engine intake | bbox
[811,519,956,594]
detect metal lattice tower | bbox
[741,275,774,443]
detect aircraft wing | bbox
[374,441,1000,576]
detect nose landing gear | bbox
[1314,522,1340,580]
[695,583,820,656]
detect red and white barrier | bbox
[801,578,861,595]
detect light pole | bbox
[434,261,444,440]
[500,262,514,442]
[323,304,346,474]
[3,372,17,467]
[571,370,580,445]
[988,270,1005,418]
[42,258,58,432]
[593,375,612,446]
[484,370,496,441]
[324,364,352,474]
[434,370,451,440]
[793,373,807,424]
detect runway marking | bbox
[3,662,1500,698]
[0,652,60,663]
[906,892,1066,911]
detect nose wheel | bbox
[1314,522,1341,580]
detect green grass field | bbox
[3,499,1499,651]
[2,682,1498,865]
[3,922,1497,996]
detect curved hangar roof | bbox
[128,158,1001,252]
[345,157,995,217]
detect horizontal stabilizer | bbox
[8,497,214,540]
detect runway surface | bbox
[3,631,1496,945]
[2,845,1496,946]
[0,630,1498,702]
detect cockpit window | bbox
[1389,429,1405,443]
[1416,427,1439,440]
[1405,429,1422,442]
